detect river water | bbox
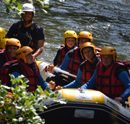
[1,0,130,63]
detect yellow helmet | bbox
[80,42,96,53]
[100,46,117,61]
[0,27,6,38]
[16,46,33,63]
[80,42,96,59]
[78,31,93,42]
[64,30,78,39]
[0,27,6,49]
[5,38,21,48]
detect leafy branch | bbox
[0,74,59,123]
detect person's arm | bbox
[118,71,130,100]
[33,47,43,59]
[33,27,45,57]
[63,68,82,88]
[80,70,97,89]
[38,74,48,90]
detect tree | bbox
[2,0,65,14]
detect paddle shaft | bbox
[37,61,77,79]
[54,67,77,79]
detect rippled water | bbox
[1,0,130,62]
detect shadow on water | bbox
[1,0,130,62]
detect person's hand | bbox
[6,92,13,99]
[55,85,63,91]
[78,88,85,93]
[32,47,43,59]
[46,64,55,73]
[32,53,36,60]
[48,80,56,90]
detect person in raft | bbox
[80,46,130,104]
[0,46,55,92]
[6,3,45,58]
[53,30,77,66]
[56,42,100,89]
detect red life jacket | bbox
[80,58,99,84]
[0,49,15,67]
[0,60,18,86]
[54,46,70,66]
[0,60,39,92]
[19,61,39,92]
[95,62,126,98]
[67,48,83,75]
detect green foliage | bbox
[2,0,51,14]
[2,0,66,14]
[0,74,59,123]
[3,0,23,13]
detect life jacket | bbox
[67,48,83,75]
[0,60,39,92]
[95,62,126,98]
[80,57,99,84]
[0,60,18,86]
[54,46,75,66]
[117,60,130,70]
[18,61,39,92]
[0,49,15,67]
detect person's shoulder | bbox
[2,60,18,70]
[8,21,23,31]
[55,47,66,58]
[69,46,78,53]
[31,23,44,34]
[114,62,129,77]
[32,23,43,29]
[11,21,22,26]
[4,60,18,66]
[115,61,126,67]
[67,46,78,56]
[114,61,128,73]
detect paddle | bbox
[36,60,77,79]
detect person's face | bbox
[101,55,113,67]
[7,46,18,57]
[25,53,34,64]
[82,47,95,61]
[65,37,76,48]
[22,11,33,22]
[78,38,90,47]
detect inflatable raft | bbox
[40,89,130,124]
[37,60,130,123]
